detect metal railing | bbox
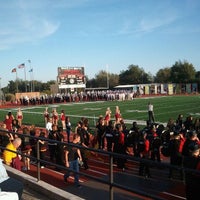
[1,129,198,200]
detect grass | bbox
[0,94,200,132]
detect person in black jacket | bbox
[48,124,58,162]
[105,120,114,152]
[79,122,90,170]
[183,142,200,200]
[128,121,140,157]
[182,130,199,157]
[150,128,162,162]
[96,116,106,150]
[168,130,183,180]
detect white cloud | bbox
[0,1,60,50]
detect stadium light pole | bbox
[28,59,34,92]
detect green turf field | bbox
[0,95,200,131]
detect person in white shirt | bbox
[46,117,53,133]
[148,102,155,123]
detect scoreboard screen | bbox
[57,67,86,89]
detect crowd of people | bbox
[15,90,136,106]
[0,104,200,198]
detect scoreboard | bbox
[57,67,86,89]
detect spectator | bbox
[74,121,82,135]
[29,124,37,160]
[0,123,14,150]
[182,130,199,157]
[12,119,20,133]
[166,118,175,132]
[128,121,140,157]
[48,124,58,162]
[3,138,22,171]
[65,116,72,143]
[183,142,200,200]
[150,126,162,162]
[184,115,193,131]
[115,123,127,170]
[105,120,114,152]
[46,117,53,133]
[63,133,82,188]
[176,114,184,129]
[20,127,32,171]
[38,131,48,168]
[55,127,65,167]
[138,131,151,178]
[168,130,184,180]
[96,116,106,150]
[79,122,90,170]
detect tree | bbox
[119,65,148,84]
[170,60,196,83]
[86,70,119,89]
[155,67,171,83]
[86,78,97,88]
[7,80,18,94]
[95,70,109,88]
[108,73,119,89]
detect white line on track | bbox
[162,192,186,200]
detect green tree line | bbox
[2,60,200,94]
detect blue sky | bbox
[1,0,200,88]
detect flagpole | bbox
[24,65,27,92]
[32,67,34,92]
[28,60,32,92]
[16,70,18,93]
[28,60,34,92]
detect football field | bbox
[0,95,200,131]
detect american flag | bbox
[11,68,17,73]
[18,63,25,69]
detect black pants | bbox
[139,155,150,177]
[48,144,57,162]
[106,137,113,152]
[80,149,88,169]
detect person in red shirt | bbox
[138,131,151,178]
[4,112,14,131]
[60,110,66,130]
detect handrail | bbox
[1,129,198,200]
